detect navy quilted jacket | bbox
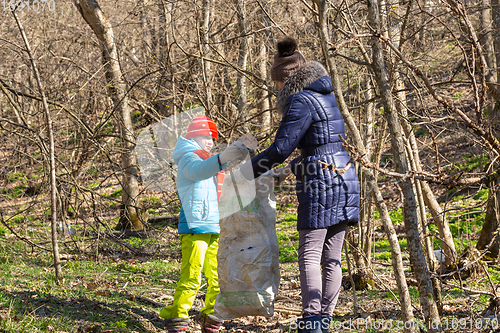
[250,61,360,230]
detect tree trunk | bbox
[398,89,456,265]
[478,0,500,261]
[494,0,500,96]
[258,0,272,131]
[200,0,212,110]
[393,31,442,309]
[481,0,497,114]
[400,108,456,267]
[494,0,500,71]
[403,133,444,315]
[477,183,500,258]
[157,0,167,63]
[366,0,442,329]
[74,0,144,230]
[312,0,416,330]
[235,0,249,126]
[258,41,270,130]
[361,79,376,265]
[386,0,456,267]
[12,11,62,280]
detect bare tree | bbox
[257,0,273,131]
[366,0,442,329]
[477,0,500,258]
[73,0,145,230]
[312,0,416,330]
[12,10,62,280]
[235,0,249,126]
[199,0,213,110]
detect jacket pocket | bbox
[191,199,207,222]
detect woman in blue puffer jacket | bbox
[243,37,360,333]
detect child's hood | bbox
[173,136,202,165]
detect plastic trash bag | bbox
[214,171,280,319]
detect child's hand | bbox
[219,145,243,164]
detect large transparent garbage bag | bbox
[214,171,280,319]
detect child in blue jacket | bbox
[160,115,242,333]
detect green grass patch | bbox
[141,196,163,210]
[276,213,298,262]
[3,184,27,199]
[376,251,392,261]
[87,181,100,189]
[373,207,404,225]
[473,188,488,201]
[7,215,25,223]
[408,286,419,300]
[374,238,407,261]
[111,188,123,198]
[447,210,485,237]
[446,153,489,173]
[6,172,26,183]
[389,208,403,224]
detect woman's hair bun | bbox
[277,37,298,57]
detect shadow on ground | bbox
[0,288,164,332]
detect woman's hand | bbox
[274,165,292,184]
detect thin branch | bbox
[12,9,63,280]
[256,0,288,35]
[0,78,94,136]
[341,136,500,187]
[441,280,495,297]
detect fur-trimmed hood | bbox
[276,61,330,115]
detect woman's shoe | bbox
[164,318,191,333]
[321,316,332,333]
[296,315,323,333]
[199,313,224,333]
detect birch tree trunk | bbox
[366,0,442,329]
[361,79,376,265]
[312,1,415,330]
[258,41,270,130]
[12,11,62,280]
[74,0,144,230]
[481,0,496,91]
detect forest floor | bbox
[0,117,498,332]
[0,175,498,333]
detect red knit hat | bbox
[185,115,218,140]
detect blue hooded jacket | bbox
[250,61,360,230]
[173,136,225,234]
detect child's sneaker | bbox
[164,318,191,333]
[199,313,224,333]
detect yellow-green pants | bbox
[159,233,219,319]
